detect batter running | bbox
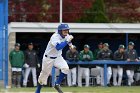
[35,23,74,93]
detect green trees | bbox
[9,0,140,23]
[79,0,109,23]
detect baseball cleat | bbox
[53,84,63,93]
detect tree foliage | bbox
[9,0,140,23]
[106,0,140,22]
[78,0,109,23]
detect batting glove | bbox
[65,35,74,42]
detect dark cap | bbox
[84,44,90,48]
[129,42,134,46]
[15,43,20,47]
[98,42,103,45]
[28,42,33,45]
[103,43,109,47]
[119,45,125,49]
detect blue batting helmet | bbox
[57,24,70,38]
[58,24,70,37]
[58,24,69,31]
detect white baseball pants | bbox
[100,66,112,86]
[78,66,89,87]
[23,67,37,86]
[126,70,134,86]
[67,67,77,86]
[134,73,140,81]
[38,56,69,85]
[96,66,101,85]
[113,66,123,86]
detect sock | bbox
[55,72,66,85]
[35,84,42,93]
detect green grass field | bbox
[0,86,140,93]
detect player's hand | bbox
[37,63,40,68]
[135,59,139,62]
[69,45,74,49]
[127,59,130,62]
[65,35,74,42]
[23,63,29,68]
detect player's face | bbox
[15,46,20,51]
[28,45,33,50]
[84,48,89,53]
[128,45,134,50]
[103,46,108,50]
[71,48,76,52]
[98,44,103,49]
[119,48,124,52]
[62,30,69,37]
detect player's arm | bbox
[114,51,120,61]
[79,51,84,61]
[51,35,74,50]
[9,51,13,64]
[55,41,68,50]
[89,51,94,61]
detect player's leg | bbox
[112,68,117,86]
[23,67,31,87]
[54,56,69,93]
[107,67,112,86]
[78,66,83,87]
[67,69,72,86]
[71,67,77,86]
[31,67,37,87]
[100,67,104,86]
[126,70,131,86]
[84,68,90,87]
[135,73,140,82]
[35,58,54,93]
[54,56,69,85]
[96,66,101,85]
[12,71,17,87]
[130,70,134,84]
[16,71,22,87]
[117,67,123,86]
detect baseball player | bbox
[93,42,103,85]
[78,44,93,87]
[66,45,79,87]
[9,43,24,87]
[113,45,127,86]
[23,43,39,87]
[97,43,113,86]
[125,42,139,86]
[35,24,74,93]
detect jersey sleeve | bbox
[50,35,61,46]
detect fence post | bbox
[104,64,107,87]
[51,67,55,87]
[4,0,8,88]
[0,0,4,81]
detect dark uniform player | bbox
[113,45,127,86]
[97,43,113,86]
[66,45,79,86]
[93,42,103,85]
[23,43,40,87]
[93,42,103,59]
[125,42,139,86]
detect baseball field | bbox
[0,86,140,93]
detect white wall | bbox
[8,22,140,34]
